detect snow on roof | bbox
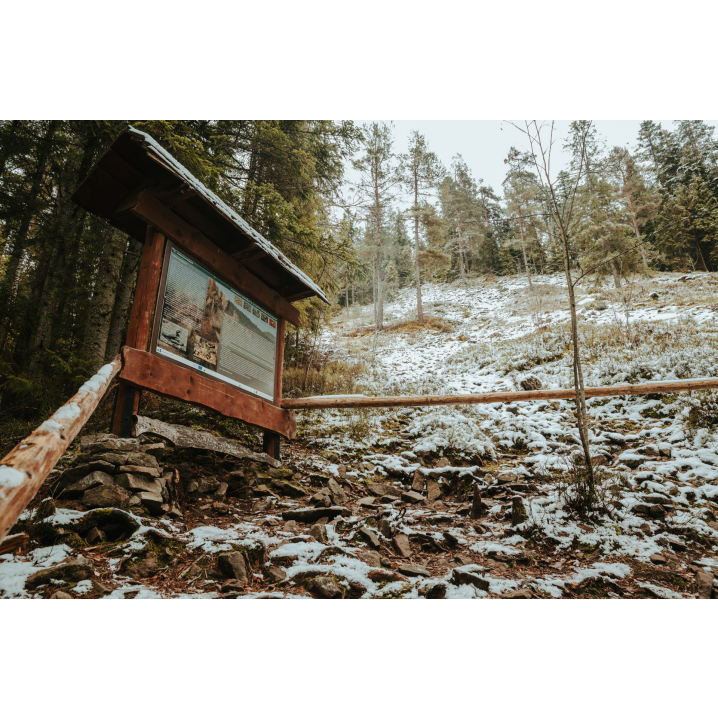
[127,126,327,303]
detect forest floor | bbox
[2,270,718,599]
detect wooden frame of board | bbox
[72,128,327,458]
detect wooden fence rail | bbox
[0,357,121,543]
[282,377,718,410]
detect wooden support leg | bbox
[263,431,280,461]
[111,381,136,438]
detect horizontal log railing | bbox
[0,357,121,543]
[281,377,718,410]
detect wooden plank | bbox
[111,228,165,435]
[125,227,166,350]
[130,191,301,327]
[0,532,28,555]
[72,165,129,218]
[120,348,297,439]
[172,199,241,251]
[242,257,286,292]
[0,357,122,543]
[282,377,718,410]
[101,148,145,189]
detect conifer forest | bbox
[2,119,718,603]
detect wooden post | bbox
[263,318,286,460]
[0,357,121,543]
[112,227,166,436]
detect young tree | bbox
[398,131,444,321]
[508,120,597,505]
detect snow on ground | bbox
[2,271,718,599]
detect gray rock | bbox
[270,479,308,499]
[358,527,381,549]
[64,470,115,496]
[128,495,142,507]
[141,443,166,459]
[283,520,299,533]
[59,461,116,486]
[357,496,376,507]
[696,570,714,599]
[83,484,132,509]
[451,568,490,591]
[378,518,393,539]
[217,552,248,582]
[265,566,287,583]
[358,550,382,568]
[122,465,161,478]
[85,527,105,544]
[309,524,328,543]
[212,502,230,515]
[398,564,431,578]
[327,477,347,504]
[392,534,411,558]
[167,504,183,519]
[220,579,246,594]
[93,452,129,466]
[116,473,163,494]
[252,499,274,513]
[281,506,350,523]
[137,491,165,514]
[306,576,343,599]
[401,490,425,504]
[49,591,74,599]
[502,588,533,599]
[426,479,442,501]
[26,556,94,589]
[411,471,425,492]
[125,556,159,579]
[186,481,199,494]
[85,437,139,453]
[214,482,229,499]
[496,472,519,484]
[125,452,160,470]
[92,580,112,595]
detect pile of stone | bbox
[57,434,180,517]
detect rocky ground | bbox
[2,271,718,599]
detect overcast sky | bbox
[346,120,718,208]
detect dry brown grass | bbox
[348,315,454,337]
[283,359,368,398]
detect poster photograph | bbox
[153,244,278,401]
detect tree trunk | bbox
[105,237,142,360]
[374,183,383,329]
[0,121,58,320]
[609,259,622,288]
[414,175,424,322]
[83,230,127,369]
[517,199,533,290]
[28,132,100,375]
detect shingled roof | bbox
[72,127,327,303]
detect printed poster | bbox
[153,246,278,401]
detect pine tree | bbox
[352,122,399,329]
[398,131,444,321]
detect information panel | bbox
[151,244,278,402]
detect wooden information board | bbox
[71,127,328,458]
